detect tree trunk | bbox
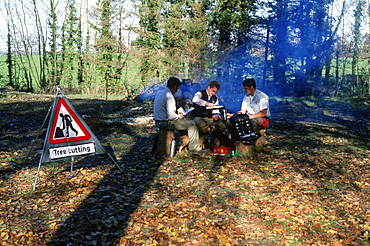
[6,24,13,88]
[352,0,362,95]
[49,0,59,89]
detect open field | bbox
[0,91,369,245]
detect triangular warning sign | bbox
[49,98,91,144]
[39,96,106,163]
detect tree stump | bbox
[156,129,175,156]
[235,129,268,156]
[234,141,254,157]
[255,129,268,147]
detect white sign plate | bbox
[49,143,96,159]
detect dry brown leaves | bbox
[0,94,369,245]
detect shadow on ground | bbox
[46,123,164,245]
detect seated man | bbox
[227,78,270,132]
[154,77,202,152]
[191,81,228,147]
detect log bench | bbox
[155,128,175,156]
[154,127,268,157]
[234,129,268,157]
[154,129,189,156]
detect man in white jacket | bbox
[239,78,270,131]
[227,78,270,132]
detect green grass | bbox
[0,54,143,96]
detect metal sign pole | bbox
[70,156,75,174]
[33,160,43,190]
[107,152,124,173]
[23,102,54,165]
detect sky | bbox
[0,7,7,54]
[0,0,138,54]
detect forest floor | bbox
[0,90,369,246]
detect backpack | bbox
[229,114,260,145]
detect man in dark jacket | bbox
[191,81,227,147]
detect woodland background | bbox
[0,0,370,99]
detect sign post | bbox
[33,87,122,190]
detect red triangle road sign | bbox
[39,95,106,164]
[49,98,91,144]
[33,93,123,190]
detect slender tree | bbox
[208,0,259,82]
[368,0,370,94]
[111,0,131,97]
[4,0,20,89]
[95,0,114,64]
[160,0,211,78]
[61,0,79,89]
[6,23,13,88]
[270,0,289,95]
[325,0,346,89]
[136,0,162,85]
[14,0,36,91]
[93,0,115,96]
[31,0,48,90]
[77,0,84,86]
[48,0,60,88]
[82,0,96,93]
[352,0,363,94]
[269,0,336,96]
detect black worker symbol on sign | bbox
[54,113,79,138]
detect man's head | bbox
[167,77,182,94]
[242,78,256,96]
[206,80,220,97]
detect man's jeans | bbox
[155,119,201,151]
[193,116,226,132]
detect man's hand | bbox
[205,102,215,108]
[226,113,234,119]
[178,112,185,119]
[212,115,220,121]
[237,110,247,114]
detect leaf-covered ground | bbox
[0,91,369,245]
